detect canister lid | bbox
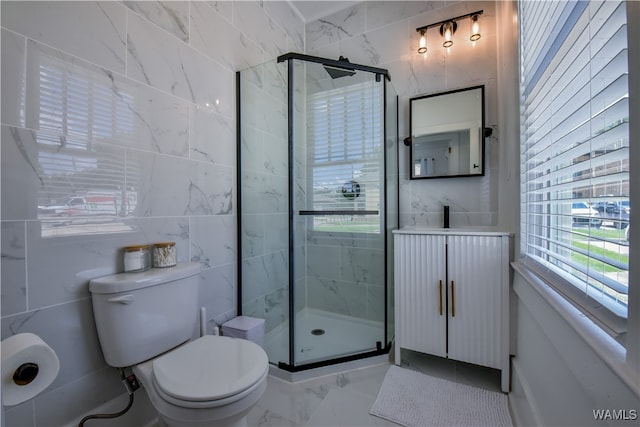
[123,244,150,252]
[154,242,175,248]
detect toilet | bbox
[89,262,268,427]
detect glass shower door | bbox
[290,59,387,366]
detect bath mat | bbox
[370,365,512,427]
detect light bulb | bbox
[442,21,454,48]
[418,30,427,54]
[470,14,481,42]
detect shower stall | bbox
[237,53,398,371]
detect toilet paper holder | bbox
[13,362,40,386]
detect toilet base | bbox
[145,380,264,427]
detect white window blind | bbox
[307,80,383,233]
[520,0,630,319]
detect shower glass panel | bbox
[238,59,290,363]
[238,53,397,370]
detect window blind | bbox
[520,0,630,318]
[306,80,384,233]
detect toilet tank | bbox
[89,262,201,367]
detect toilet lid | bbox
[152,335,268,402]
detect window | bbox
[306,80,384,234]
[520,1,630,324]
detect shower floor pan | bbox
[264,308,385,367]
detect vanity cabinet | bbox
[393,229,510,392]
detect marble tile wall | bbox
[238,58,291,335]
[239,55,322,341]
[0,1,303,425]
[305,0,500,228]
[305,234,387,322]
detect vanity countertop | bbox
[393,227,511,236]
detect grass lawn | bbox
[571,240,628,273]
[570,230,628,304]
[573,226,627,241]
[314,220,380,233]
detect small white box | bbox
[222,316,265,348]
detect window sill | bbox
[511,261,639,398]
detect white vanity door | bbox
[446,234,504,369]
[395,233,447,359]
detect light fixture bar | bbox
[415,10,483,34]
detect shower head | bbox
[324,66,356,79]
[323,56,356,79]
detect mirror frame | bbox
[408,85,486,179]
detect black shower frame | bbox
[236,52,398,373]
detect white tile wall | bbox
[0,2,302,426]
[1,1,127,73]
[123,1,190,42]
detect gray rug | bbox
[370,365,512,427]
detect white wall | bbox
[510,266,639,426]
[0,1,303,425]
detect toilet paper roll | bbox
[1,333,60,407]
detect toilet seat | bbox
[150,335,268,409]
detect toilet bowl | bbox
[133,335,268,427]
[88,263,269,427]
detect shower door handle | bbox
[299,210,379,216]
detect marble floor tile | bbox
[248,349,503,426]
[254,375,329,425]
[246,405,299,427]
[306,387,398,427]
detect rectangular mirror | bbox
[409,85,485,179]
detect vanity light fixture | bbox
[415,10,483,53]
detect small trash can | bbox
[222,316,265,348]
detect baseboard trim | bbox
[508,357,544,427]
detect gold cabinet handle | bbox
[451,280,455,317]
[439,280,443,316]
